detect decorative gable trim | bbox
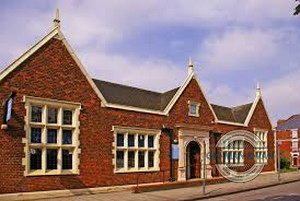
[56,31,107,105]
[244,96,272,127]
[215,120,247,127]
[0,28,58,81]
[0,27,108,105]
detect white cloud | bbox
[197,26,300,74]
[197,28,279,71]
[0,0,299,125]
[263,69,300,124]
[78,51,186,92]
[58,0,295,46]
[206,84,253,107]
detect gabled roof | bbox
[211,103,253,124]
[276,114,300,130]
[0,21,269,127]
[93,79,179,111]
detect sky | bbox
[0,0,299,125]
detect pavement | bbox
[35,171,300,201]
[1,171,300,201]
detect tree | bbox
[295,0,300,15]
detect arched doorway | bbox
[186,141,201,179]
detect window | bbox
[292,140,298,152]
[63,110,73,125]
[188,101,200,117]
[47,129,57,144]
[48,108,58,124]
[24,96,81,176]
[222,140,244,165]
[254,129,268,164]
[31,106,42,122]
[113,126,160,173]
[292,130,298,139]
[117,134,124,147]
[62,130,72,144]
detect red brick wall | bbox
[276,129,300,166]
[209,99,275,174]
[0,36,274,194]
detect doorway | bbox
[186,141,201,179]
[293,157,298,166]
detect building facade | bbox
[0,12,275,194]
[276,115,300,167]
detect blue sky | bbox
[0,0,299,125]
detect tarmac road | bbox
[203,181,300,201]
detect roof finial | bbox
[188,56,194,75]
[256,82,261,97]
[53,5,60,29]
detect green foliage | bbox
[280,157,291,170]
[295,0,300,15]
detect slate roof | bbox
[92,79,179,111]
[93,79,253,124]
[211,103,253,124]
[276,114,300,130]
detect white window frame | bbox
[222,140,244,166]
[254,129,268,164]
[112,126,161,173]
[292,129,298,139]
[188,101,200,117]
[292,140,299,152]
[23,96,81,176]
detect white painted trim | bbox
[192,75,218,121]
[23,96,81,176]
[0,27,108,106]
[215,120,247,127]
[57,31,108,105]
[163,72,194,114]
[188,101,200,117]
[162,73,218,121]
[106,103,165,115]
[112,126,161,173]
[244,95,272,127]
[0,28,59,81]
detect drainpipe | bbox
[162,125,174,181]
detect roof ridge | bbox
[232,102,253,110]
[92,79,162,95]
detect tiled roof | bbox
[93,79,253,124]
[211,103,253,124]
[92,79,179,111]
[276,114,300,130]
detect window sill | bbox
[188,113,199,117]
[114,167,160,174]
[224,164,244,167]
[26,170,79,177]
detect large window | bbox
[113,126,160,173]
[254,129,268,164]
[24,96,81,176]
[222,140,244,165]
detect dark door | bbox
[293,157,298,166]
[186,141,201,179]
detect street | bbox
[204,181,300,201]
[36,181,300,201]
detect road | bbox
[203,181,300,201]
[37,181,300,201]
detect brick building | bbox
[276,115,300,167]
[0,10,275,194]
